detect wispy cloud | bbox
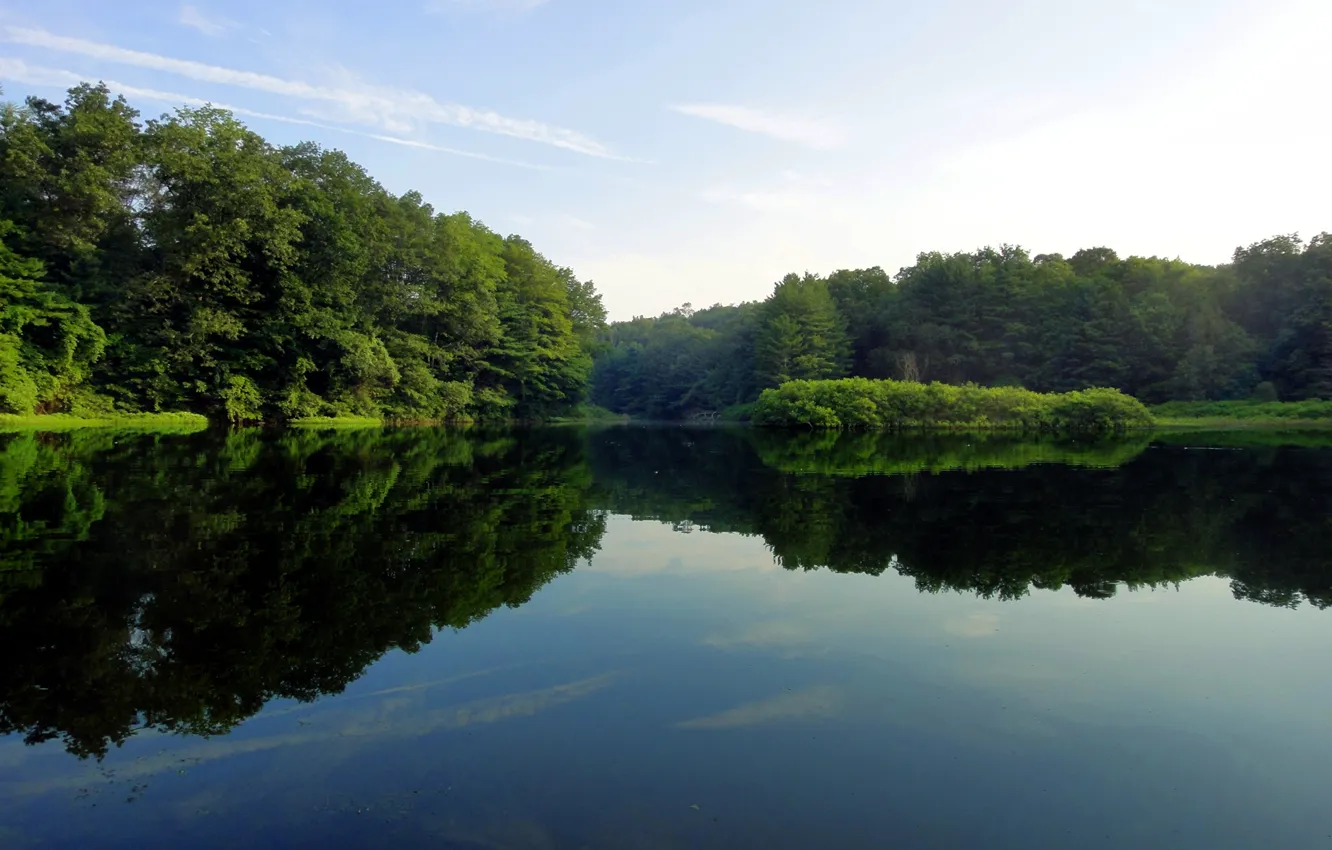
[0,56,74,88]
[1,26,616,158]
[178,5,240,38]
[0,57,551,170]
[675,685,844,730]
[673,103,846,149]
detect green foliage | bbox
[0,83,605,423]
[751,378,1154,434]
[220,375,263,423]
[0,412,208,432]
[553,403,629,422]
[591,303,760,419]
[754,273,849,387]
[0,222,105,414]
[593,234,1332,419]
[1151,399,1332,426]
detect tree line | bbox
[0,83,606,422]
[592,235,1332,419]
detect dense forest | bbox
[593,236,1332,419]
[0,83,605,422]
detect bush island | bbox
[751,379,1154,434]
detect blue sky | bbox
[1,0,1328,319]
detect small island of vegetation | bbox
[750,379,1153,433]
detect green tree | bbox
[754,273,849,387]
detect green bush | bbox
[220,376,263,423]
[751,379,1154,435]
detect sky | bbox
[0,0,1329,320]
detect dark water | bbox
[1,426,1330,849]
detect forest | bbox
[5,83,1331,426]
[592,235,1332,420]
[0,83,606,422]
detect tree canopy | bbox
[0,84,605,421]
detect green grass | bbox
[1150,400,1332,428]
[0,412,209,433]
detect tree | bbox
[754,273,849,388]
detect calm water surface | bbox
[1,426,1330,849]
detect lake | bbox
[1,425,1330,849]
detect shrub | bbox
[220,375,263,423]
[752,379,1153,435]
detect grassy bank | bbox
[0,412,209,433]
[1151,400,1332,428]
[752,379,1153,434]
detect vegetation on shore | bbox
[593,232,1331,421]
[0,83,605,425]
[1151,399,1332,428]
[550,403,631,424]
[750,379,1154,434]
[0,411,207,432]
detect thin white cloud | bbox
[673,103,846,149]
[0,56,74,88]
[0,57,550,170]
[675,685,844,729]
[178,5,239,38]
[1,26,616,158]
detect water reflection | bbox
[588,427,1332,605]
[0,424,1329,767]
[0,428,603,759]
